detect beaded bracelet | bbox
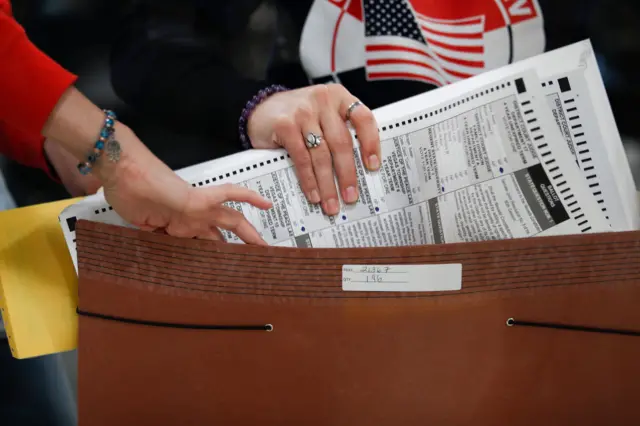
[77,110,117,175]
[238,84,289,150]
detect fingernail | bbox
[344,186,358,203]
[325,198,339,215]
[309,190,321,204]
[368,154,380,170]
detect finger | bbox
[299,87,341,215]
[338,93,381,171]
[213,206,267,246]
[164,221,198,239]
[135,224,158,232]
[196,226,225,242]
[273,115,321,204]
[319,107,358,204]
[299,126,340,215]
[209,226,225,241]
[234,221,268,246]
[209,184,273,210]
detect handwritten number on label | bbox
[343,264,461,292]
[365,274,384,283]
[359,266,391,274]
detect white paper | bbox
[540,69,631,230]
[342,264,462,292]
[367,69,609,244]
[375,39,638,230]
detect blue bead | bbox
[106,118,114,127]
[77,164,91,175]
[96,140,104,150]
[100,129,110,138]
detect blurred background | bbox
[2,0,640,425]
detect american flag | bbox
[363,0,485,86]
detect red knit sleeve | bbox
[0,0,77,172]
[0,119,60,180]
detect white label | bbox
[341,264,462,292]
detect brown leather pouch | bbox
[76,220,640,426]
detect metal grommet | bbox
[265,324,274,332]
[506,318,515,327]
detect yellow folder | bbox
[0,198,80,359]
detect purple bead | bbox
[238,84,289,150]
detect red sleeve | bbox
[0,119,59,180]
[0,0,77,172]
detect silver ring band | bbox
[305,132,323,149]
[345,100,363,121]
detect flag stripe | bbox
[365,36,449,83]
[426,37,484,54]
[420,26,483,40]
[366,52,444,73]
[437,60,480,77]
[444,67,474,79]
[366,63,448,85]
[429,43,484,62]
[367,72,444,87]
[367,58,441,72]
[366,45,449,74]
[414,13,485,77]
[432,52,483,68]
[416,13,484,34]
[368,52,478,79]
[366,44,431,58]
[415,13,484,25]
[366,49,436,63]
[366,45,466,85]
[421,30,484,47]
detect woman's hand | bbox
[97,125,273,244]
[46,135,269,243]
[247,84,381,216]
[41,86,272,244]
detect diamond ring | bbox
[305,132,323,149]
